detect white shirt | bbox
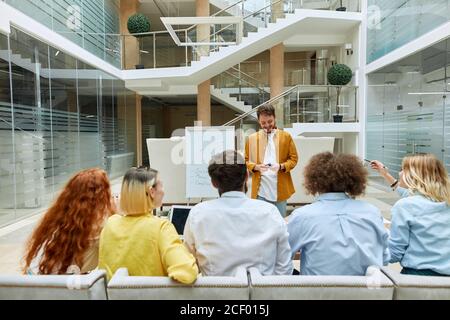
[258,130,278,202]
[183,191,293,276]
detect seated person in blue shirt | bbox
[184,150,293,277]
[288,152,389,275]
[371,154,450,277]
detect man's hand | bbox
[269,163,281,172]
[254,164,269,172]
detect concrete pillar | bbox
[120,0,140,69]
[196,0,210,58]
[196,0,211,126]
[197,81,211,126]
[271,0,284,22]
[270,43,285,127]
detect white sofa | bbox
[248,267,395,300]
[381,267,450,300]
[3,267,450,300]
[0,270,107,300]
[107,267,249,300]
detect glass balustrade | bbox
[223,84,358,129]
[367,0,450,63]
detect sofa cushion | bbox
[0,270,108,300]
[249,266,394,300]
[381,267,450,300]
[107,267,249,300]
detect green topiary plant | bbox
[127,13,151,36]
[327,63,353,121]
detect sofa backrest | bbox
[0,270,108,300]
[107,267,249,300]
[248,267,395,300]
[381,267,450,300]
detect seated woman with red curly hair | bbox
[23,168,115,274]
[287,152,389,275]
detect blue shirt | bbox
[389,192,450,275]
[287,193,389,276]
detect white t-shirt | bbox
[258,130,278,202]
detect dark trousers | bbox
[401,267,449,277]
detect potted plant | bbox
[127,13,151,69]
[327,63,353,123]
[336,0,346,11]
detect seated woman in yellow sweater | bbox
[98,167,198,283]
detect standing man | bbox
[245,104,298,217]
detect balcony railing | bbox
[120,0,360,70]
[223,84,358,129]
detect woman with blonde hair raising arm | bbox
[389,154,450,276]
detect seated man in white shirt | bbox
[183,150,293,276]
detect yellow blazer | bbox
[98,214,198,282]
[245,129,298,202]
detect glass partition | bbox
[366,38,450,176]
[368,0,450,63]
[3,0,121,68]
[0,27,137,227]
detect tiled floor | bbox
[0,179,402,275]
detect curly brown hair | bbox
[303,152,367,197]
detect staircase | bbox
[123,8,362,92]
[210,85,252,114]
[209,0,263,31]
[0,50,41,75]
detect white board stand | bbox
[185,126,235,199]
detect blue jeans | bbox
[257,196,287,217]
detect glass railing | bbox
[212,58,332,111]
[285,58,330,86]
[367,0,450,63]
[122,0,360,70]
[2,0,360,70]
[223,84,358,129]
[2,0,122,68]
[190,0,360,61]
[283,85,358,126]
[212,66,270,106]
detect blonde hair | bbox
[402,154,450,204]
[120,167,159,215]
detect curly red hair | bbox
[23,168,113,274]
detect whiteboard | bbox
[147,137,200,205]
[185,126,235,198]
[288,136,335,204]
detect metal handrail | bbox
[223,84,357,126]
[197,0,286,45]
[221,70,266,95]
[223,84,303,126]
[229,66,264,86]
[121,0,248,39]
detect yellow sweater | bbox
[98,214,198,283]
